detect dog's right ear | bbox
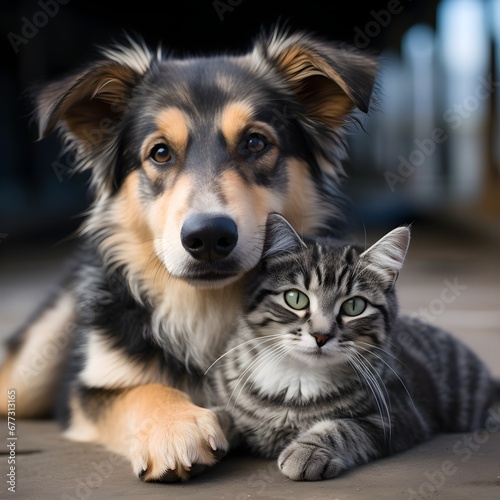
[36,39,153,140]
[34,39,153,196]
[37,63,136,140]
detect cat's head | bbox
[242,214,410,367]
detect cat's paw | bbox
[277,439,346,481]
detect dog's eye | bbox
[246,133,267,154]
[150,144,172,164]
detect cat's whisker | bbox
[354,351,392,416]
[228,344,294,409]
[226,341,287,409]
[350,360,390,446]
[354,343,418,414]
[229,343,296,409]
[349,350,392,444]
[349,355,387,420]
[346,355,388,440]
[204,334,284,375]
[215,337,285,376]
[355,340,403,363]
[212,343,270,371]
[245,343,296,397]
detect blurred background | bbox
[0,0,499,357]
[0,0,499,240]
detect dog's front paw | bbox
[128,388,228,482]
[277,437,345,481]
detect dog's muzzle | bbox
[181,214,238,262]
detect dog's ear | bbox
[37,63,138,141]
[252,29,377,127]
[36,40,152,140]
[34,39,153,196]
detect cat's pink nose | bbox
[310,333,331,348]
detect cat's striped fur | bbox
[210,215,497,481]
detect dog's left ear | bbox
[252,29,377,127]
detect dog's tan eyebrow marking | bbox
[154,107,190,152]
[220,101,255,150]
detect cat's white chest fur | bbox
[247,355,340,402]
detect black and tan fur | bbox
[0,28,377,481]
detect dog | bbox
[0,27,377,481]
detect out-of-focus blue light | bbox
[438,0,489,74]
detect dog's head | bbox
[36,29,377,290]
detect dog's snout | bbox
[181,215,238,261]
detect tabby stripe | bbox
[471,368,491,428]
[358,418,386,452]
[311,243,320,263]
[326,430,340,452]
[336,261,351,291]
[371,303,390,331]
[254,317,274,328]
[303,268,312,290]
[462,349,480,429]
[315,263,324,287]
[446,341,463,429]
[320,460,331,479]
[464,348,485,429]
[248,288,280,313]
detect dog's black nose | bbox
[181,215,238,261]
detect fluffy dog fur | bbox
[0,27,377,481]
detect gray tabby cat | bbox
[209,214,497,481]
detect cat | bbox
[208,214,498,481]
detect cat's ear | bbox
[262,213,306,259]
[360,226,411,285]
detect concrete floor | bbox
[0,218,499,499]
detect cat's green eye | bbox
[341,297,367,316]
[284,289,310,310]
